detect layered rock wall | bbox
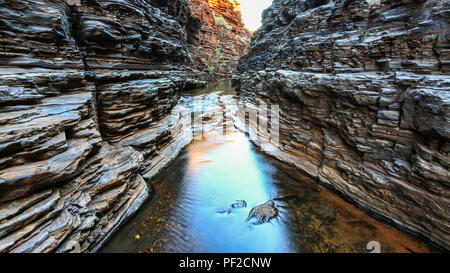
[236,0,450,249]
[0,0,204,252]
[188,0,251,77]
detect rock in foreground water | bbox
[235,0,450,250]
[246,200,279,224]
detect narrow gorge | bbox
[188,0,251,77]
[0,0,209,252]
[0,0,448,253]
[235,0,450,250]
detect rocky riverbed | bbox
[101,83,438,253]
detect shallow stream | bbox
[101,81,436,253]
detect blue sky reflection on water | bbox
[100,82,436,254]
[185,133,292,253]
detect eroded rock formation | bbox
[0,0,205,252]
[188,0,251,78]
[235,0,450,250]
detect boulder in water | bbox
[246,200,279,224]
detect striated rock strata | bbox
[188,0,251,78]
[0,0,203,252]
[235,0,450,249]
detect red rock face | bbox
[188,0,251,78]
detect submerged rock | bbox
[235,0,450,250]
[216,200,247,214]
[246,200,279,224]
[231,200,247,208]
[216,209,232,214]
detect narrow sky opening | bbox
[239,0,273,31]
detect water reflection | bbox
[100,81,437,253]
[185,80,236,96]
[183,132,292,253]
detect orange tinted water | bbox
[101,81,438,253]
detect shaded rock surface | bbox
[235,0,450,250]
[0,0,203,252]
[188,0,251,78]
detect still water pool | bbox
[101,81,436,253]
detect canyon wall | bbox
[188,0,251,78]
[235,0,450,249]
[0,0,205,252]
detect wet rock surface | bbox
[188,0,251,78]
[0,0,206,252]
[235,0,450,250]
[246,200,279,224]
[231,200,247,208]
[101,88,437,253]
